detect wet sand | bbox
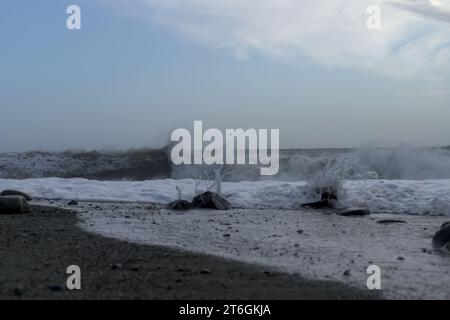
[74,202,450,299]
[0,205,380,300]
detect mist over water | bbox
[172,146,450,181]
[1,146,450,182]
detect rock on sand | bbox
[432,222,450,253]
[191,192,231,210]
[168,200,192,211]
[0,196,30,215]
[338,207,370,217]
[0,190,32,201]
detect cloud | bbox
[114,0,450,80]
[387,0,450,23]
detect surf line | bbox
[170,121,279,176]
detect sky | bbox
[0,0,449,151]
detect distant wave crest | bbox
[0,146,449,181]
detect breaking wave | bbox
[0,146,450,181]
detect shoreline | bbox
[73,200,450,299]
[0,204,380,300]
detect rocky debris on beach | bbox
[191,191,231,210]
[47,284,64,292]
[67,200,78,206]
[0,196,30,215]
[0,190,32,201]
[168,199,192,211]
[376,219,407,224]
[301,190,338,209]
[432,222,450,253]
[301,200,330,209]
[338,207,370,217]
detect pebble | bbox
[47,285,64,292]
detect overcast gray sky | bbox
[1,0,449,151]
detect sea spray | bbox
[2,146,450,182]
[304,171,346,208]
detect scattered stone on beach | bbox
[47,285,64,292]
[263,271,275,277]
[168,199,192,211]
[200,268,212,274]
[440,221,450,229]
[111,263,123,270]
[343,269,351,277]
[432,222,450,253]
[0,196,30,215]
[377,219,407,224]
[301,200,330,209]
[301,190,338,209]
[338,207,370,217]
[67,200,78,206]
[191,191,231,210]
[297,229,304,234]
[0,190,32,201]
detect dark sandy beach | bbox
[0,205,381,300]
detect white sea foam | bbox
[1,177,450,215]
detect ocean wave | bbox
[1,146,449,181]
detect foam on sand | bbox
[56,200,450,300]
[1,177,450,215]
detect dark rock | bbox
[440,221,450,229]
[397,256,405,261]
[432,223,450,253]
[301,189,338,209]
[338,207,370,217]
[47,285,63,292]
[67,200,78,206]
[321,191,338,201]
[13,286,25,296]
[0,190,32,201]
[0,196,30,215]
[191,192,231,210]
[377,219,407,224]
[200,268,212,274]
[343,269,351,276]
[111,263,123,270]
[264,271,276,277]
[301,200,330,209]
[168,199,192,211]
[297,229,304,234]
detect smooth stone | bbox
[168,199,192,211]
[432,223,450,253]
[301,200,330,209]
[338,207,370,217]
[377,219,407,224]
[0,196,30,215]
[47,285,63,292]
[0,190,32,201]
[191,192,231,210]
[440,221,450,229]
